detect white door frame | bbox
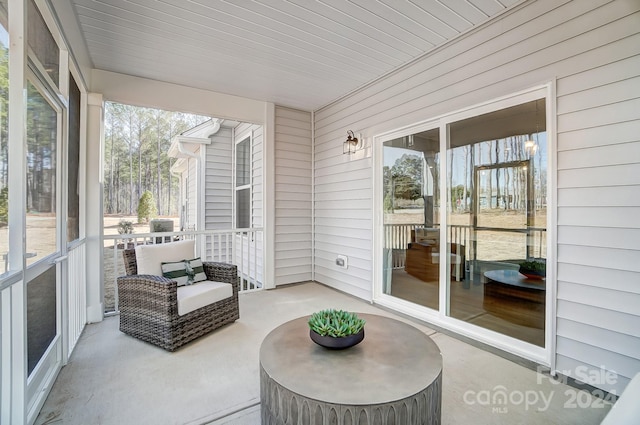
[372,83,556,367]
[23,67,67,424]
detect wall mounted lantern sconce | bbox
[525,99,540,157]
[524,139,538,156]
[343,130,363,155]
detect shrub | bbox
[137,191,158,223]
[0,186,7,225]
[117,220,134,235]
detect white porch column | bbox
[263,102,275,289]
[85,93,104,323]
[5,0,28,422]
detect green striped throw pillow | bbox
[161,260,190,286]
[186,257,207,283]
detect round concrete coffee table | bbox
[260,314,442,424]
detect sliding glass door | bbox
[378,88,549,353]
[446,98,547,347]
[382,127,441,310]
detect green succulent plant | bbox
[519,260,546,273]
[308,309,365,338]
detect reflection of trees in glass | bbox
[451,134,546,213]
[451,185,469,208]
[0,42,8,210]
[26,82,56,214]
[104,103,209,216]
[383,153,423,207]
[0,187,7,224]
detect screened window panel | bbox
[67,73,80,242]
[236,188,250,229]
[236,137,250,187]
[27,0,59,87]
[27,266,57,375]
[26,81,57,264]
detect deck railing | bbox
[384,224,420,268]
[103,228,264,314]
[384,223,546,269]
[67,242,87,353]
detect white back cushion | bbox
[135,239,195,276]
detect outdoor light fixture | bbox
[525,139,538,155]
[525,100,540,157]
[343,130,362,154]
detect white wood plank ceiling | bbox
[63,0,522,111]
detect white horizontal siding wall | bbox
[204,127,233,231]
[203,127,233,259]
[555,5,640,392]
[313,0,640,393]
[274,106,312,285]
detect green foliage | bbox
[392,154,423,183]
[117,220,134,235]
[392,174,422,200]
[137,191,158,223]
[383,154,425,202]
[392,154,424,201]
[383,193,393,212]
[308,309,365,338]
[0,187,7,224]
[103,102,210,215]
[450,184,469,201]
[0,43,8,146]
[519,260,546,273]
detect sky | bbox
[383,146,422,168]
[383,132,548,194]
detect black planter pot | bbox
[309,328,365,349]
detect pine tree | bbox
[137,190,158,223]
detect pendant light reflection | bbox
[525,100,540,157]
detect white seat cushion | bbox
[177,281,233,316]
[135,240,195,276]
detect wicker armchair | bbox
[117,248,240,351]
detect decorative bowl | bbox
[309,328,365,350]
[519,268,545,280]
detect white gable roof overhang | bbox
[169,119,223,173]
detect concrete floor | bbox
[35,282,611,425]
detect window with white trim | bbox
[235,135,251,229]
